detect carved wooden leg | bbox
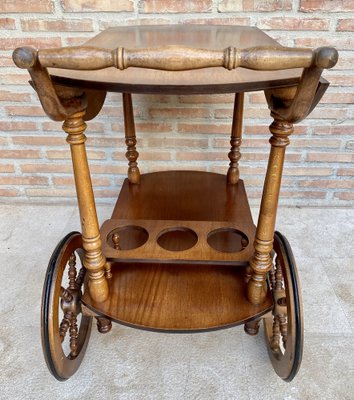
[247,119,293,305]
[63,111,109,303]
[227,92,244,185]
[123,92,140,184]
[244,318,261,336]
[96,316,112,333]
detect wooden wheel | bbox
[264,231,303,382]
[41,232,92,381]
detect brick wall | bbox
[0,0,353,205]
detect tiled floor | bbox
[0,205,353,399]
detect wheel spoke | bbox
[68,253,77,290]
[60,286,73,302]
[76,267,85,288]
[278,314,288,349]
[59,312,71,342]
[69,312,79,357]
[271,316,281,351]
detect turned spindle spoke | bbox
[59,312,71,342]
[75,267,85,288]
[275,257,284,291]
[68,253,77,290]
[69,312,79,358]
[60,286,73,302]
[271,316,281,351]
[269,263,276,291]
[278,314,288,349]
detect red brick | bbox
[306,153,354,163]
[327,75,354,87]
[299,180,354,189]
[147,137,209,149]
[284,167,332,176]
[0,90,31,102]
[0,189,19,197]
[178,94,234,104]
[295,37,354,51]
[61,0,134,12]
[0,74,31,85]
[176,151,227,162]
[149,107,211,119]
[0,37,61,51]
[21,18,93,32]
[142,0,212,13]
[46,150,106,160]
[0,150,40,159]
[258,17,330,31]
[300,0,354,12]
[178,123,230,134]
[182,17,250,26]
[5,106,46,117]
[313,126,354,135]
[334,192,354,201]
[0,18,16,29]
[21,164,73,174]
[320,93,354,104]
[219,0,292,12]
[53,176,111,186]
[0,121,36,132]
[279,191,326,199]
[0,0,53,13]
[337,168,354,176]
[136,121,174,133]
[12,136,65,146]
[26,188,76,197]
[0,176,48,185]
[0,164,15,173]
[337,19,354,31]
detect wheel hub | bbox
[61,289,81,316]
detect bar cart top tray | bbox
[48,24,303,94]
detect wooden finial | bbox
[12,46,38,69]
[112,232,121,250]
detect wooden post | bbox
[227,92,244,184]
[247,118,293,305]
[123,93,140,184]
[63,111,109,303]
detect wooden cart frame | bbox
[13,25,338,382]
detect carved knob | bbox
[12,47,37,69]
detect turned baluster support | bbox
[247,118,293,305]
[227,92,244,185]
[123,93,140,184]
[63,111,109,303]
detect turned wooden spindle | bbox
[271,316,281,350]
[278,314,288,348]
[60,286,73,302]
[227,92,244,185]
[69,312,79,357]
[63,111,109,303]
[68,253,77,290]
[75,267,85,288]
[123,93,140,184]
[247,119,293,305]
[59,312,71,342]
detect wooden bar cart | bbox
[13,25,338,382]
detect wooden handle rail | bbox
[13,45,338,72]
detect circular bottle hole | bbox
[108,225,149,251]
[157,227,198,252]
[207,228,248,253]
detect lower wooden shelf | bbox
[82,262,273,332]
